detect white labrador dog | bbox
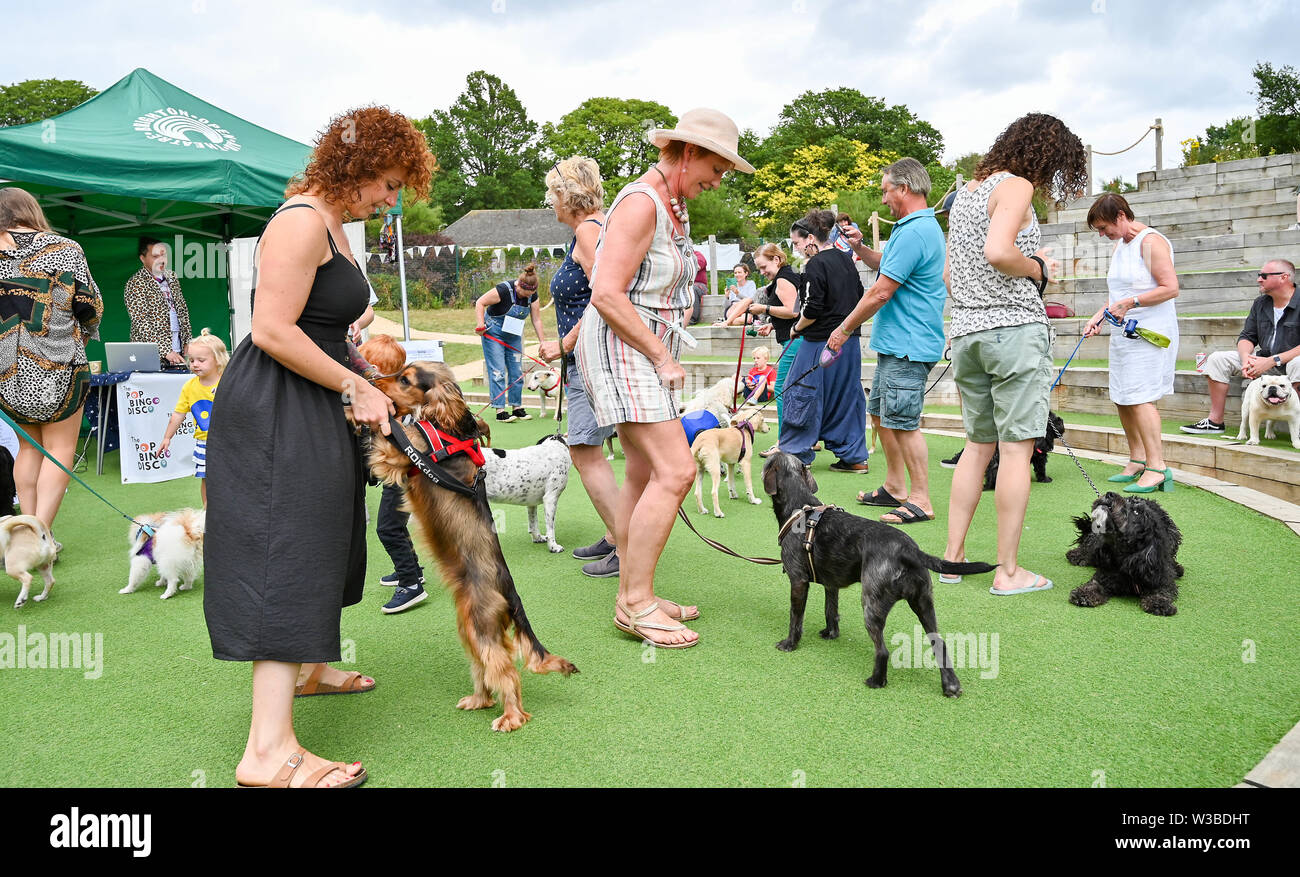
[1238,374,1300,448]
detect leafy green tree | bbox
[753,88,943,169]
[0,78,98,126]
[1180,117,1261,166]
[1101,176,1137,194]
[1253,61,1300,155]
[540,97,676,197]
[748,137,899,235]
[951,152,983,181]
[687,188,752,240]
[418,71,545,215]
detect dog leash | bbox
[674,507,781,565]
[1040,333,1103,498]
[0,408,159,536]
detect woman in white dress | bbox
[1083,193,1180,493]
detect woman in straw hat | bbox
[576,108,754,649]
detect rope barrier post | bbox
[870,212,880,250]
[1154,118,1164,171]
[1086,145,1094,195]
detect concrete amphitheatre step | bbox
[918,412,1300,506]
[682,357,1248,425]
[690,314,1247,360]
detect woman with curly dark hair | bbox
[204,107,434,788]
[940,113,1086,597]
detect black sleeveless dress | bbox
[204,204,369,662]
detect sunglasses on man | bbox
[1258,271,1288,278]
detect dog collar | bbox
[735,420,755,463]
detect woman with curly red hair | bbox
[204,107,434,788]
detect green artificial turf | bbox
[2,423,1296,788]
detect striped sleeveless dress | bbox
[576,181,695,425]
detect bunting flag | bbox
[364,253,376,264]
[416,246,428,257]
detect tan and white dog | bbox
[1238,374,1300,448]
[524,367,563,420]
[122,508,206,600]
[1,515,57,609]
[691,407,770,517]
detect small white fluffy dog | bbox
[524,368,563,419]
[682,376,738,426]
[1,515,57,609]
[122,508,206,600]
[692,407,770,517]
[1237,375,1300,448]
[482,434,571,553]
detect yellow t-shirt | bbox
[173,375,218,441]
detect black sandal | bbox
[857,486,902,507]
[881,502,935,524]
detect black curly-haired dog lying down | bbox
[983,411,1064,490]
[763,452,996,697]
[1066,492,1183,616]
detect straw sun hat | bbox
[646,108,755,174]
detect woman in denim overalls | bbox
[475,263,547,422]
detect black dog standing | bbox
[762,453,996,697]
[983,411,1064,490]
[1066,492,1183,616]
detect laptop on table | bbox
[104,342,164,373]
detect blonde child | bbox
[160,328,227,505]
[743,346,777,403]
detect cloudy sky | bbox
[8,0,1295,188]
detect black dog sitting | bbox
[1066,492,1183,616]
[983,411,1064,490]
[762,452,996,697]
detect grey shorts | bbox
[951,323,1052,444]
[867,353,934,431]
[564,359,615,446]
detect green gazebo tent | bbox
[0,67,312,353]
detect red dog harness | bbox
[410,420,486,469]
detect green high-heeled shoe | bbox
[1124,467,1174,493]
[1107,460,1146,483]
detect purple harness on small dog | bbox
[137,534,156,563]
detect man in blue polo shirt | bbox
[826,157,947,525]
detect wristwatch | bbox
[1275,355,1284,368]
[1131,296,1140,309]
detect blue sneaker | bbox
[379,571,400,587]
[382,580,427,614]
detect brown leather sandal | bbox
[294,663,376,698]
[236,747,367,788]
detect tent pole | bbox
[396,214,410,341]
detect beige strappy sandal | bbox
[614,601,698,649]
[236,747,368,788]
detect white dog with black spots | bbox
[481,434,571,553]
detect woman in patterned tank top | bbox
[941,114,1088,597]
[579,108,754,649]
